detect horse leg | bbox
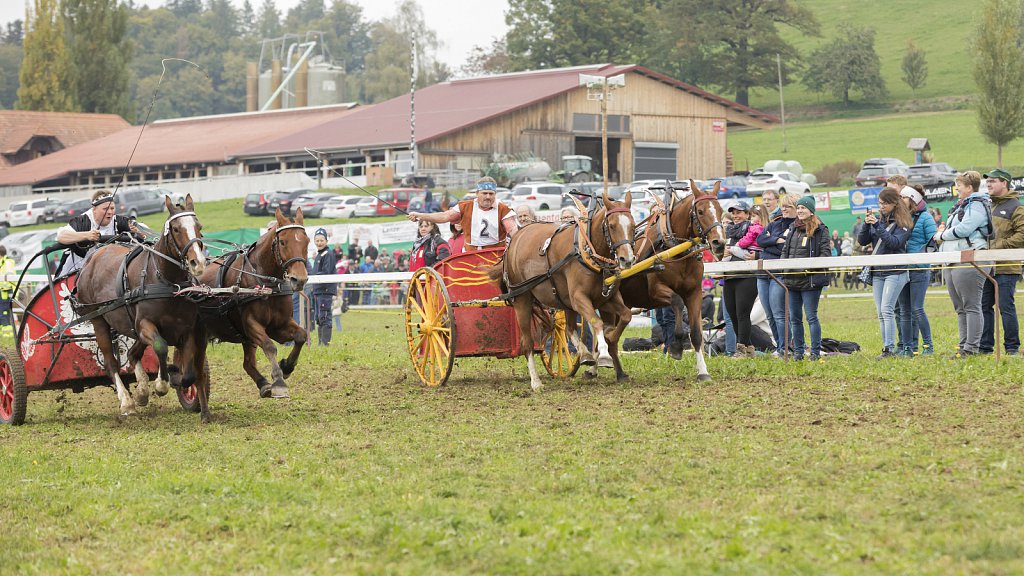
[684,288,711,382]
[601,300,633,381]
[512,299,543,391]
[136,319,172,394]
[572,298,605,379]
[242,343,273,398]
[127,339,151,407]
[246,319,289,398]
[93,319,135,416]
[191,331,212,424]
[275,320,307,378]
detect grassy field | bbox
[2,294,1022,573]
[748,0,971,113]
[728,109,1024,177]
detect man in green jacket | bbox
[980,168,1024,355]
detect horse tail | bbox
[485,261,504,287]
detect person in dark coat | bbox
[311,228,338,346]
[55,189,142,276]
[781,196,833,360]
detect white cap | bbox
[899,186,923,205]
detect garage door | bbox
[633,143,678,180]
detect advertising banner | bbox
[849,187,881,212]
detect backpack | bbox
[820,338,861,354]
[949,195,995,243]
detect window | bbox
[633,144,678,181]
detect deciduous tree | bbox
[17,0,75,111]
[64,0,134,120]
[361,0,448,102]
[901,40,928,97]
[972,0,1024,167]
[803,24,887,106]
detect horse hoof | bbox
[258,383,273,398]
[616,373,630,382]
[134,391,149,407]
[697,373,712,382]
[120,407,136,417]
[583,369,598,379]
[597,356,614,368]
[271,383,290,399]
[154,381,169,396]
[530,382,544,392]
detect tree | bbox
[240,0,256,37]
[17,0,75,111]
[256,0,281,39]
[4,20,24,45]
[655,0,820,106]
[504,0,654,72]
[901,40,927,97]
[972,0,1024,167]
[460,38,511,78]
[0,43,22,108]
[803,24,887,106]
[64,0,134,119]
[361,0,448,102]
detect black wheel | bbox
[176,357,210,413]
[539,204,549,210]
[731,193,739,199]
[0,347,27,425]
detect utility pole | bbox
[579,73,626,198]
[410,41,418,176]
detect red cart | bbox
[404,247,580,387]
[0,246,161,425]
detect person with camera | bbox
[757,193,796,357]
[858,187,912,359]
[780,196,832,360]
[895,186,937,356]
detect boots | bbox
[733,343,755,358]
[318,324,332,347]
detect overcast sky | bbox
[0,0,510,70]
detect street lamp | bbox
[579,73,625,198]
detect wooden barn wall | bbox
[422,72,733,180]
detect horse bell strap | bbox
[573,225,603,273]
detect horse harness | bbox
[637,194,720,262]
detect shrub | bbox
[818,160,861,187]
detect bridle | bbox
[271,224,309,273]
[601,205,635,256]
[688,194,724,245]
[162,210,205,269]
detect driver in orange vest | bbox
[407,177,519,250]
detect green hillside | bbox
[747,0,971,113]
[728,109,1024,177]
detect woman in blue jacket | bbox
[938,171,993,357]
[858,187,912,358]
[896,186,937,356]
[756,193,796,356]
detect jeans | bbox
[721,302,736,355]
[897,269,933,354]
[872,271,909,351]
[788,288,822,357]
[769,280,789,354]
[756,276,780,350]
[943,264,988,353]
[655,306,675,352]
[980,274,1021,354]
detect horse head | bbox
[687,179,726,258]
[163,194,206,278]
[274,207,309,291]
[601,189,636,270]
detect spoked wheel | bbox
[405,267,455,387]
[0,347,27,425]
[541,310,581,379]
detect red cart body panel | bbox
[433,247,544,358]
[17,273,159,391]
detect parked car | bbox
[243,191,272,216]
[3,198,58,227]
[746,171,811,196]
[115,187,171,218]
[375,187,423,217]
[352,197,378,218]
[0,229,58,268]
[907,163,957,188]
[561,183,625,208]
[45,197,92,223]
[291,192,337,218]
[496,190,514,207]
[854,158,909,188]
[267,188,313,216]
[702,176,749,199]
[510,181,563,212]
[321,196,364,218]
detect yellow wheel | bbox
[405,267,456,387]
[541,310,581,379]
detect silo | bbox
[246,61,258,112]
[295,60,309,108]
[258,69,273,109]
[307,63,346,106]
[269,59,283,110]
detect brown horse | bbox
[618,180,726,381]
[490,191,635,390]
[76,196,210,419]
[197,209,309,398]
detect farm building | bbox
[0,111,130,171]
[0,64,774,197]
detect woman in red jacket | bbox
[409,221,451,271]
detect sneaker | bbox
[771,350,782,359]
[792,354,804,361]
[896,347,913,357]
[951,349,976,360]
[921,345,934,355]
[809,353,821,361]
[876,348,896,360]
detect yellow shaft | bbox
[603,238,699,286]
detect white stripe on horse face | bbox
[182,216,205,264]
[616,214,635,259]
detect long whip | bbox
[302,147,411,215]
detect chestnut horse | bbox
[618,180,726,381]
[197,209,309,398]
[76,196,210,419]
[489,191,636,390]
